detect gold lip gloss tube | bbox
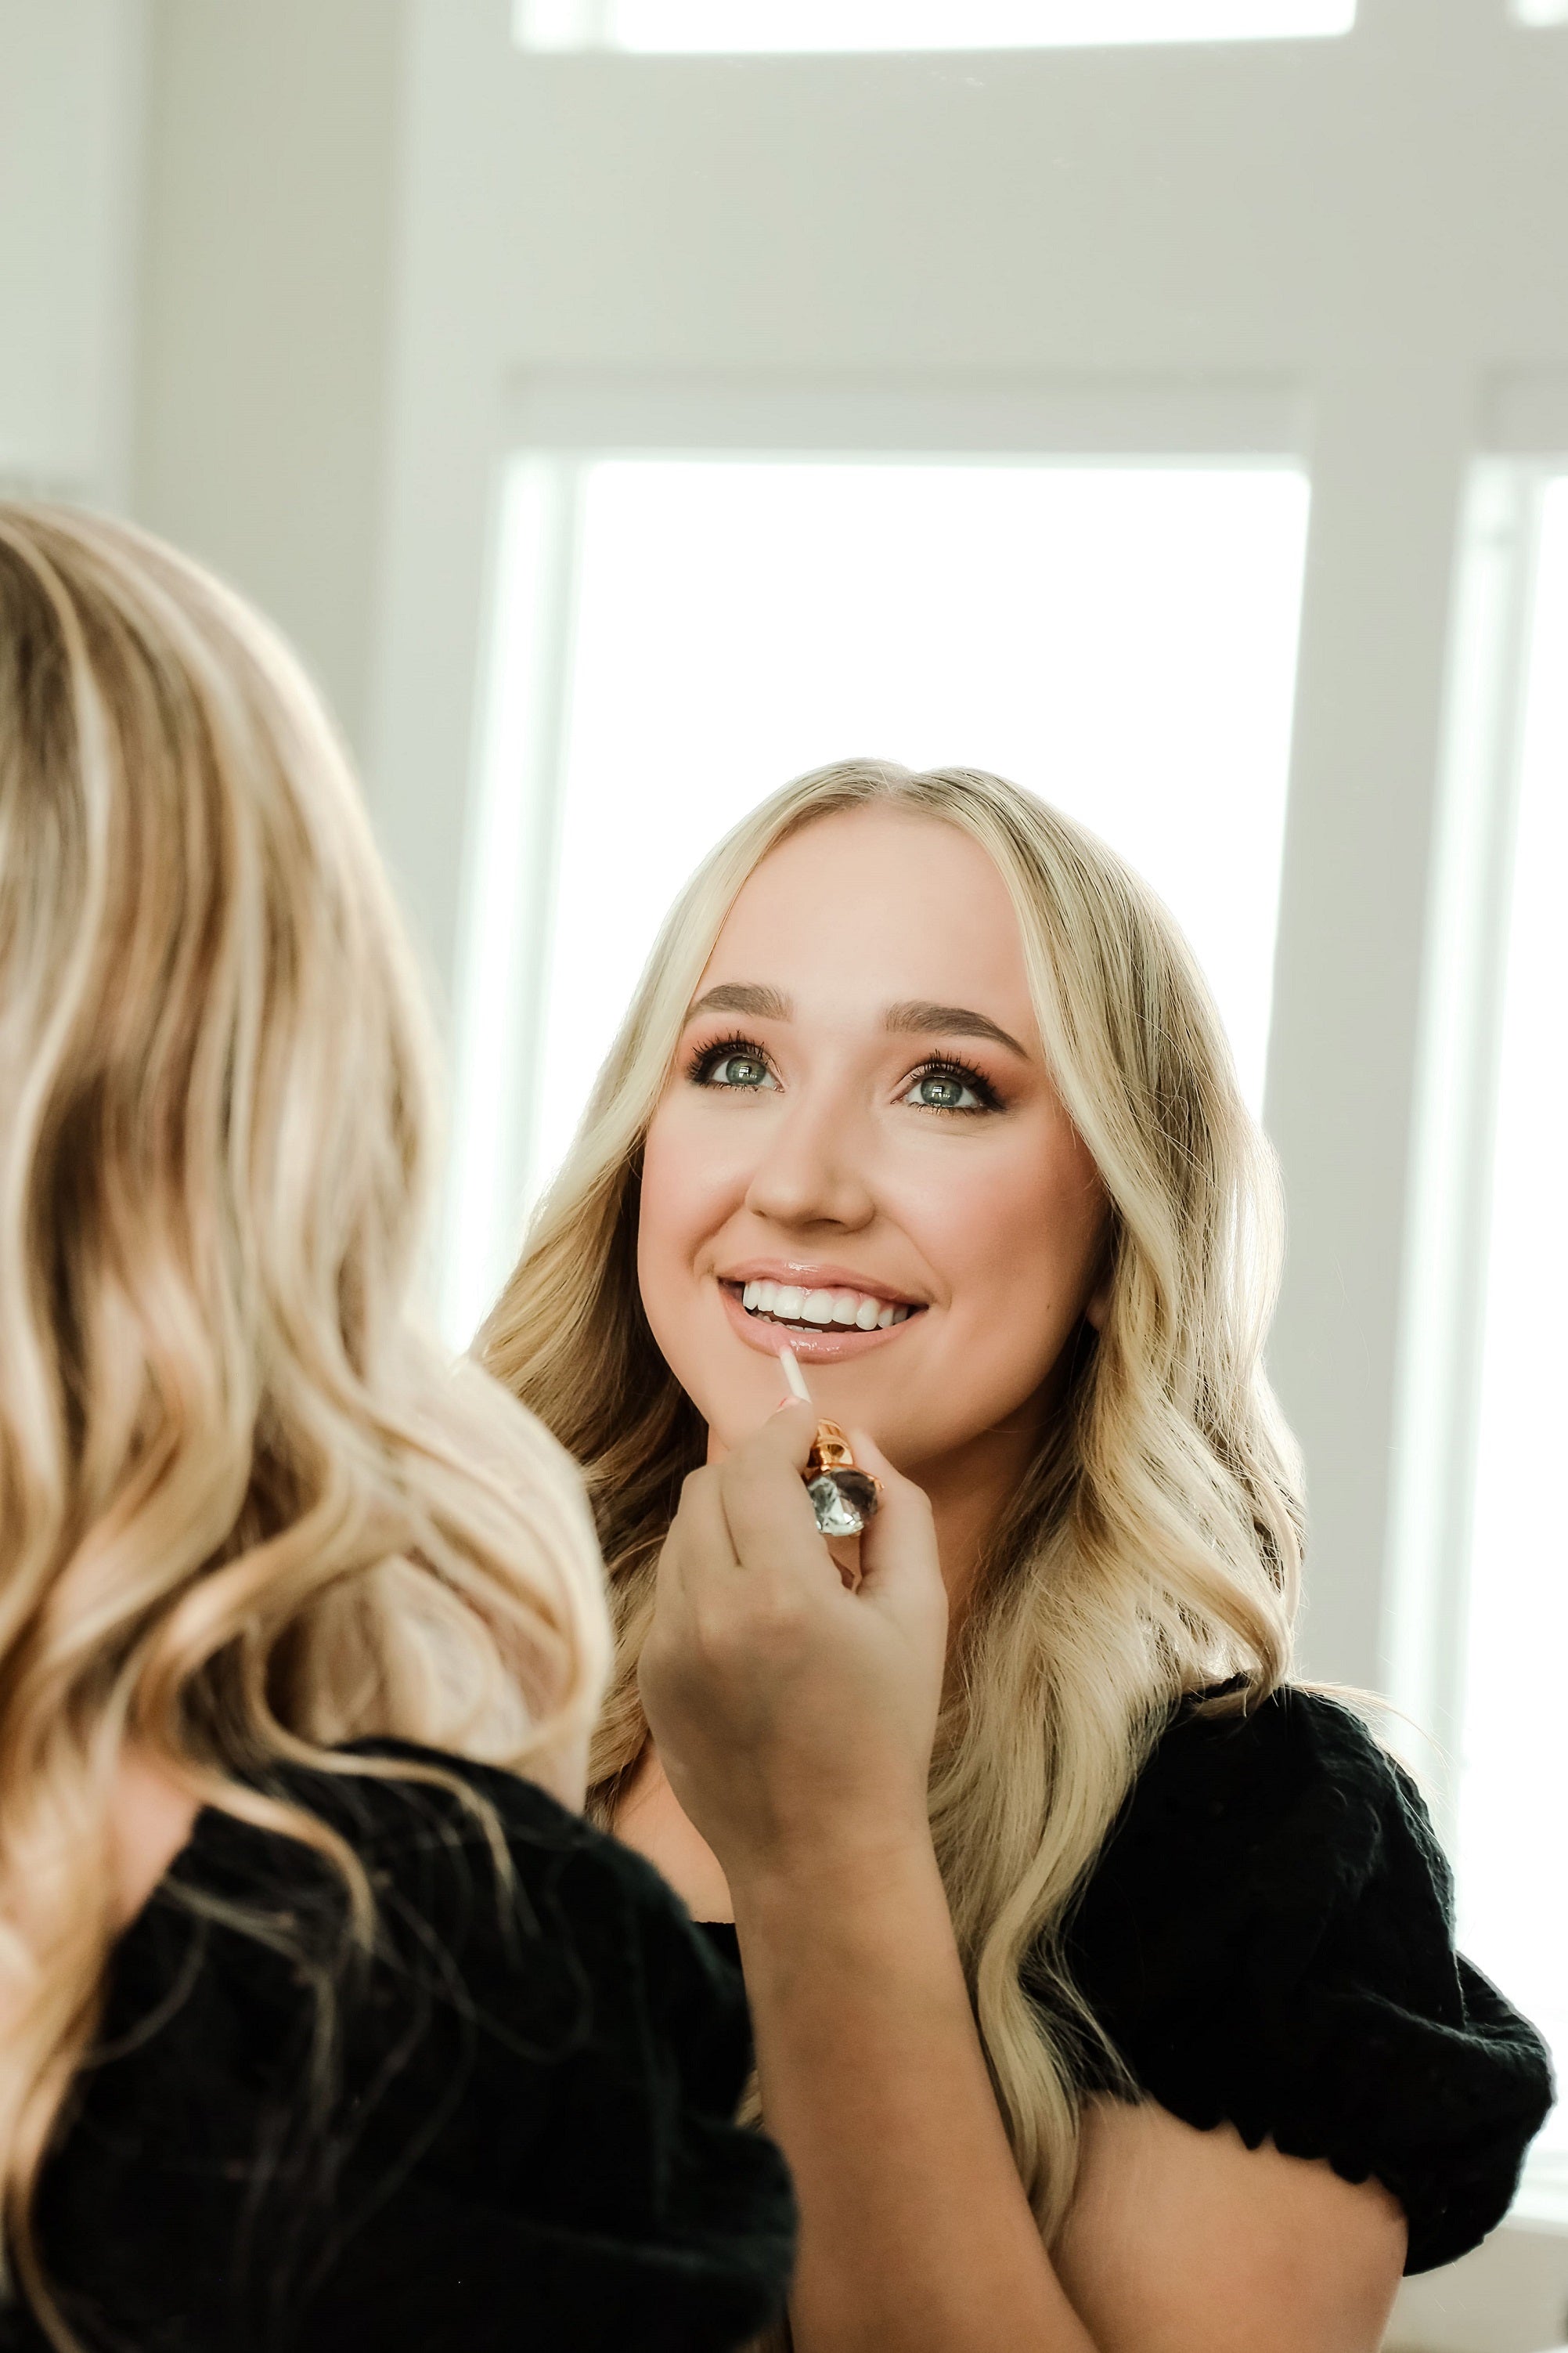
[779,1348,883,1539]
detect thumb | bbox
[842,1428,945,1608]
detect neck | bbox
[905,1414,1043,1626]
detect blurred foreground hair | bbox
[0,504,610,2340]
[483,757,1302,2247]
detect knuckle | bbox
[677,1466,712,1510]
[745,1588,813,1661]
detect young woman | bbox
[483,759,1552,2353]
[0,505,794,2353]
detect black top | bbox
[701,1686,1553,2274]
[6,1742,795,2353]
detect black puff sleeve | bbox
[22,1741,795,2353]
[1060,1687,1555,2273]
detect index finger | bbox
[748,1395,820,1474]
[717,1397,829,1566]
[656,1463,738,1608]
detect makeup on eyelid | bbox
[686,1029,1005,1115]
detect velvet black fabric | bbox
[3,1742,795,2353]
[701,1685,1552,2275]
[1059,1687,1552,2270]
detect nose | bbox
[743,1088,877,1233]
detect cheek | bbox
[913,1139,1104,1362]
[635,1115,693,1313]
[636,1105,735,1319]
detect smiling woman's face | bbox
[636,805,1111,1482]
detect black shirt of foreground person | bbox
[2,1745,795,2353]
[701,1685,1552,2276]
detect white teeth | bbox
[738,1279,919,1330]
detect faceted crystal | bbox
[806,1469,880,1539]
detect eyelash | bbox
[686,1034,775,1091]
[685,1034,1004,1115]
[914,1053,1003,1114]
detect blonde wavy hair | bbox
[0,503,610,2339]
[481,756,1303,2244]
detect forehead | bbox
[700,805,1034,1021]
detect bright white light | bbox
[517,0,1354,50]
[442,460,575,1345]
[1454,477,1568,2167]
[1512,0,1568,25]
[521,457,1307,1198]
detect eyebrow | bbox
[686,982,791,1023]
[685,983,1029,1061]
[884,1000,1031,1059]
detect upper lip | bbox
[717,1260,928,1308]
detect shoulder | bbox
[178,1738,723,1944]
[54,1743,793,2351]
[1079,1684,1446,1933]
[1064,1687,1555,2273]
[175,1738,775,2154]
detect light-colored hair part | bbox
[0,503,610,2336]
[481,757,1302,2242]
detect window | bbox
[515,0,1355,54]
[1452,475,1568,2220]
[444,452,1308,1341]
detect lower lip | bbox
[719,1282,925,1363]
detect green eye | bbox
[903,1066,989,1111]
[701,1049,776,1090]
[900,1061,1000,1113]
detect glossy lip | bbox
[716,1258,928,1309]
[718,1277,926,1364]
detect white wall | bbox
[0,0,146,500]
[132,0,404,756]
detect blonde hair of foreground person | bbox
[481,756,1303,2248]
[0,503,611,2340]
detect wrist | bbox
[726,1810,943,1927]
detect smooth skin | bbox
[107,1752,200,1924]
[625,806,1407,2353]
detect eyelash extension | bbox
[687,1032,773,1087]
[910,1054,1004,1113]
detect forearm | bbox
[730,1835,1098,2353]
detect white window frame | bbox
[1387,428,1568,1846]
[442,374,1310,1335]
[1387,409,1568,2244]
[513,0,1358,54]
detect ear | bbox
[1083,1279,1112,1334]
